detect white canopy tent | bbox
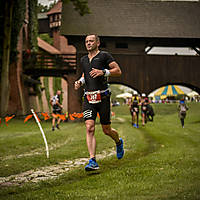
[187,91,199,97]
[116,92,132,99]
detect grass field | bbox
[0,102,200,200]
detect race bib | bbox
[134,107,139,112]
[86,90,101,104]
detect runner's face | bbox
[57,90,61,95]
[85,35,99,52]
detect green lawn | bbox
[0,102,200,200]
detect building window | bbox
[50,15,53,22]
[54,14,58,21]
[115,43,128,48]
[59,14,62,20]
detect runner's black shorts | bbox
[130,106,139,115]
[53,109,62,114]
[83,94,111,125]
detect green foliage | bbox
[10,0,26,63]
[28,0,38,52]
[37,3,49,13]
[53,77,61,92]
[53,77,63,102]
[0,1,4,67]
[0,0,26,64]
[43,77,51,111]
[36,84,43,112]
[39,34,53,45]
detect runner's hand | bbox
[89,68,104,78]
[74,81,81,90]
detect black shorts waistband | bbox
[84,88,111,97]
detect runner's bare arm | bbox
[74,73,84,90]
[89,61,121,78]
[108,61,122,76]
[56,100,63,109]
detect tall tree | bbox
[0,0,14,116]
[0,0,89,116]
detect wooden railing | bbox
[23,53,77,76]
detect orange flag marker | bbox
[24,114,33,123]
[41,112,50,120]
[5,115,15,126]
[69,114,75,121]
[57,114,66,121]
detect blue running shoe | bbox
[133,123,137,128]
[116,138,124,159]
[85,159,99,171]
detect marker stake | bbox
[31,109,49,159]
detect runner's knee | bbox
[102,125,111,135]
[85,122,95,134]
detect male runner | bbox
[74,34,124,171]
[130,91,139,128]
[50,90,63,131]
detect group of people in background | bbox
[128,92,155,128]
[128,92,189,129]
[50,89,190,133]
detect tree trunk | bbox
[0,0,14,116]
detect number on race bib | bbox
[86,91,101,104]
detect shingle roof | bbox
[61,0,200,39]
[47,0,62,15]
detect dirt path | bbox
[0,148,116,187]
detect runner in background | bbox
[178,98,188,128]
[50,90,63,131]
[130,91,139,128]
[140,93,149,126]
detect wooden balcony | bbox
[23,53,77,77]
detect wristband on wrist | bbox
[102,69,111,77]
[79,77,85,85]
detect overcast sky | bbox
[38,0,58,6]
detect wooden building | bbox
[60,0,200,95]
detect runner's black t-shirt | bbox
[80,51,115,91]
